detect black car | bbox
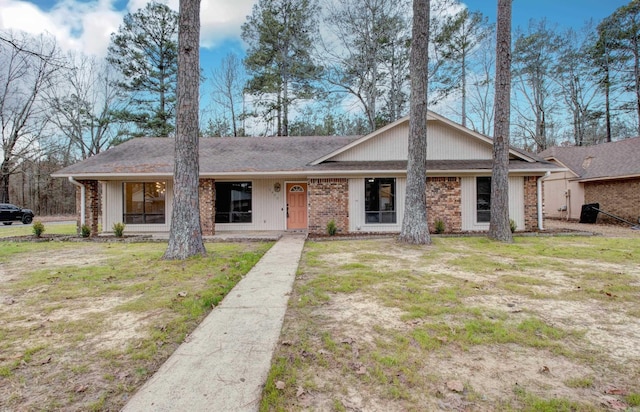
[0,203,34,225]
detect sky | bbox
[0,0,632,130]
[0,0,631,65]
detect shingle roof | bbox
[539,137,640,181]
[53,136,361,176]
[53,134,560,178]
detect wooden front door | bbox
[286,183,308,230]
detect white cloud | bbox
[0,0,255,57]
[154,0,255,48]
[0,0,123,56]
[200,0,254,48]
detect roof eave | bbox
[51,172,174,179]
[576,173,640,183]
[54,167,558,180]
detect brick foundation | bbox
[199,179,215,236]
[308,178,349,234]
[426,177,462,232]
[585,178,640,224]
[524,176,539,231]
[76,180,100,237]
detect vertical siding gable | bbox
[426,122,493,160]
[330,120,493,162]
[333,122,410,161]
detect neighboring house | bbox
[52,112,560,236]
[540,137,640,223]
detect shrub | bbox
[112,222,125,237]
[434,219,445,234]
[81,224,91,238]
[509,219,517,233]
[32,221,45,238]
[326,219,337,236]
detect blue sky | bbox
[465,0,628,29]
[0,0,630,64]
[0,0,632,128]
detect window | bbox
[476,177,491,222]
[365,178,396,223]
[216,182,252,223]
[124,182,166,224]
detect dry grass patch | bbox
[0,240,272,411]
[262,236,640,411]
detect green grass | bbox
[564,376,594,389]
[0,240,272,411]
[261,236,640,412]
[627,393,640,407]
[0,222,77,238]
[510,385,599,411]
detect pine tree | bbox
[163,0,206,259]
[488,0,513,243]
[107,1,178,138]
[241,0,322,136]
[399,0,431,245]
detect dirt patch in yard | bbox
[0,245,109,282]
[0,241,272,411]
[264,227,640,411]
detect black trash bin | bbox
[579,203,599,224]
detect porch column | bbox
[199,178,215,236]
[524,176,539,231]
[76,180,100,237]
[308,178,349,235]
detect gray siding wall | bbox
[332,121,492,162]
[348,177,406,232]
[461,176,525,231]
[103,180,173,234]
[104,179,289,233]
[215,178,287,231]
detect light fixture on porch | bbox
[273,182,281,192]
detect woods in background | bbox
[1,0,640,214]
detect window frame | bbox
[215,181,253,224]
[364,177,397,224]
[476,176,491,223]
[122,182,167,224]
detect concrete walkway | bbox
[122,233,307,412]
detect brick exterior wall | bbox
[524,176,539,231]
[585,178,640,224]
[308,178,349,234]
[426,177,462,232]
[76,180,100,237]
[199,179,215,236]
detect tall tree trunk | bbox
[461,51,467,127]
[0,169,10,204]
[488,0,513,243]
[634,39,640,136]
[399,0,431,245]
[163,0,206,260]
[604,66,612,142]
[276,93,282,136]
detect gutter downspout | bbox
[68,177,85,227]
[537,172,550,231]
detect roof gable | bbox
[312,111,536,164]
[539,137,640,181]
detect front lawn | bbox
[262,236,640,411]
[0,240,272,411]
